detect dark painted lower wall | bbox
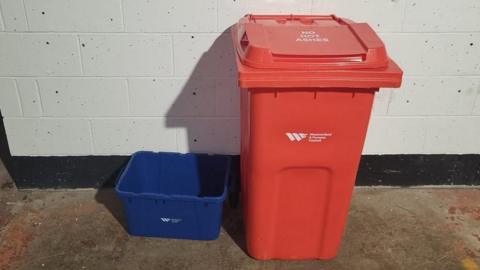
[5,155,130,188]
[2,154,480,189]
[357,155,480,186]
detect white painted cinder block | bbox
[37,78,129,117]
[388,76,480,116]
[473,88,480,115]
[24,0,123,32]
[423,117,480,154]
[173,34,235,77]
[91,118,177,155]
[0,0,28,31]
[0,7,4,30]
[4,118,92,156]
[0,33,82,76]
[129,78,216,117]
[175,118,240,154]
[363,117,426,154]
[124,0,217,32]
[79,34,173,76]
[16,78,42,117]
[312,0,405,32]
[380,33,480,76]
[403,0,480,32]
[371,90,392,116]
[365,116,480,154]
[0,0,479,156]
[0,78,22,116]
[218,0,312,31]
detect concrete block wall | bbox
[0,0,479,156]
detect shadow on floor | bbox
[94,185,248,254]
[94,188,127,233]
[93,157,246,252]
[222,202,247,253]
[93,159,245,252]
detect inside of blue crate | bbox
[117,152,229,198]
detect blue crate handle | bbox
[114,165,127,187]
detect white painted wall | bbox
[0,0,479,156]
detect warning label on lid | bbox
[296,31,329,42]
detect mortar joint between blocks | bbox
[33,78,44,116]
[12,79,24,116]
[120,0,127,32]
[125,78,131,114]
[0,2,6,30]
[76,35,86,75]
[88,119,95,155]
[21,0,30,30]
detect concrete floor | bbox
[0,170,479,269]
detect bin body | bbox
[115,151,230,240]
[232,15,403,260]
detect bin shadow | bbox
[0,111,16,192]
[94,161,129,233]
[166,30,245,251]
[165,31,239,155]
[222,198,247,253]
[95,188,128,232]
[164,31,245,249]
[95,30,245,248]
[94,153,245,248]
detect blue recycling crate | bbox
[115,151,230,240]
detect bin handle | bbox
[240,29,249,53]
[232,16,389,70]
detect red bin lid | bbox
[231,15,403,88]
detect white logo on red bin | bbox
[285,133,308,141]
[286,132,332,142]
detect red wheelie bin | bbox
[231,14,403,260]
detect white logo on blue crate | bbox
[161,217,182,223]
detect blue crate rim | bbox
[115,151,231,203]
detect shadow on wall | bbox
[96,29,245,250]
[165,30,240,154]
[164,29,245,250]
[0,111,16,189]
